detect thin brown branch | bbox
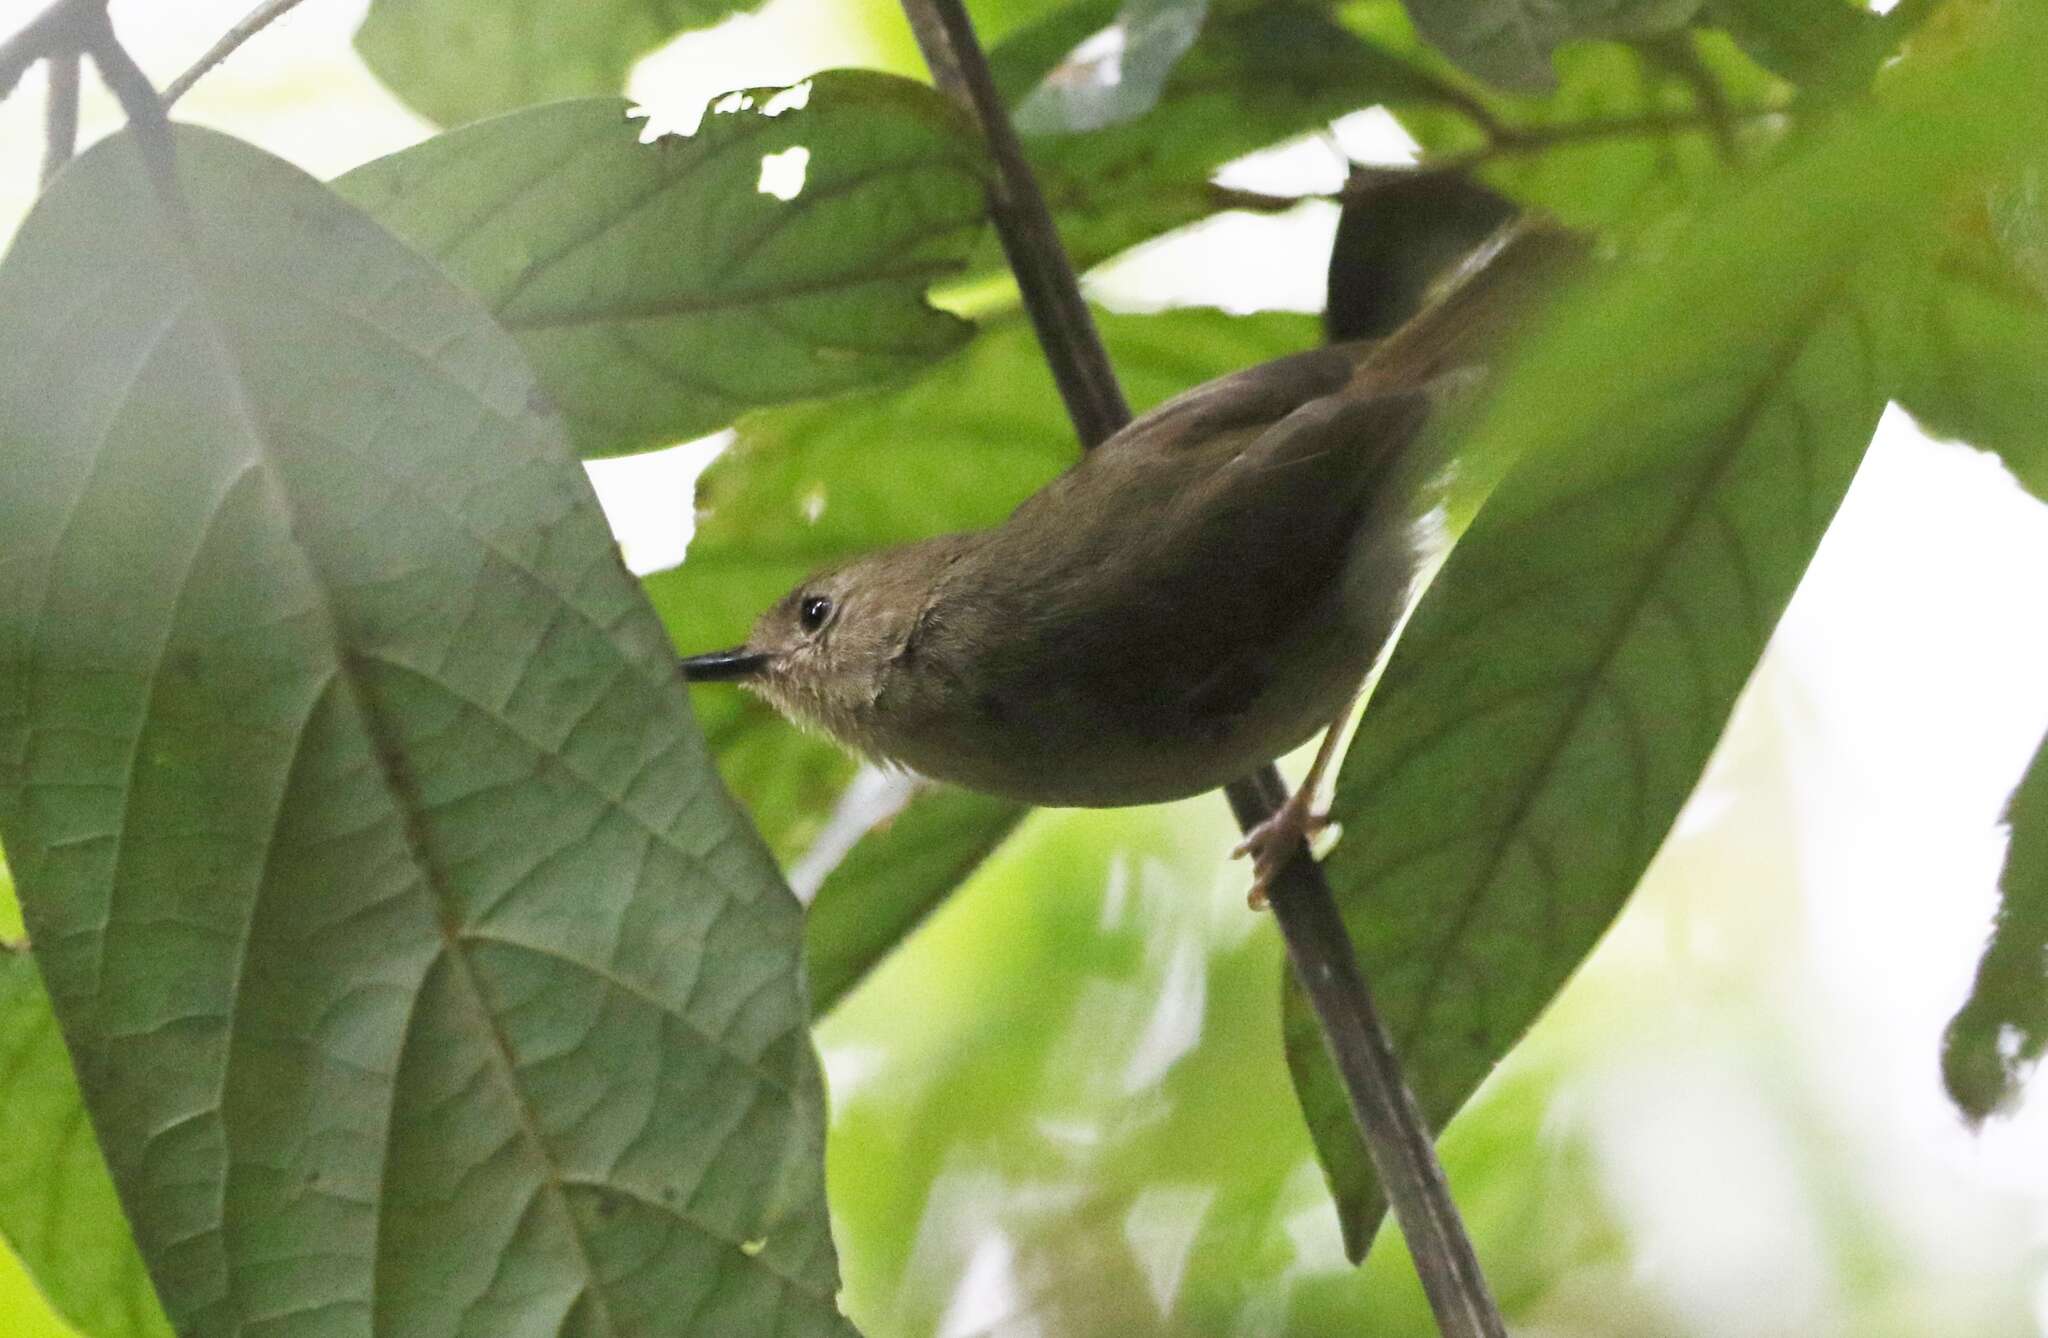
[164,0,315,107]
[901,0,1128,447]
[899,1,1504,1335]
[41,50,78,184]
[74,5,184,225]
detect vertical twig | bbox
[900,0,1129,448]
[899,3,1505,1336]
[77,4,181,218]
[40,50,79,185]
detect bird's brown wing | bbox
[1022,380,1438,735]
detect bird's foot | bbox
[1232,792,1329,910]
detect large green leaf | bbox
[355,0,769,127]
[335,77,988,460]
[1290,1,2048,1258]
[1944,734,2048,1124]
[0,127,851,1337]
[0,948,171,1338]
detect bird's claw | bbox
[1232,797,1329,910]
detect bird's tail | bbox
[1362,216,1592,389]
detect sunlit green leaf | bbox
[645,307,1320,865]
[1292,6,2048,1255]
[0,948,171,1338]
[1302,297,1884,1258]
[355,0,768,126]
[335,77,988,459]
[0,127,849,1337]
[0,849,18,943]
[1944,734,2048,1124]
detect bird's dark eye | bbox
[799,595,833,633]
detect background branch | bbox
[2,0,175,205]
[164,0,314,107]
[40,50,78,184]
[898,2,1504,1335]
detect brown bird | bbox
[682,222,1581,899]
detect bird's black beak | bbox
[679,647,771,682]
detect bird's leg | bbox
[1234,695,1358,909]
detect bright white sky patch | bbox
[761,79,813,116]
[757,145,810,200]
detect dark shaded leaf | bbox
[996,2,1478,270]
[1944,734,2048,1123]
[1013,0,1211,134]
[0,127,851,1337]
[335,77,988,459]
[1700,0,1883,88]
[645,308,1317,873]
[0,947,171,1338]
[1291,8,2048,1255]
[807,787,1029,1017]
[1398,0,1702,93]
[355,0,768,126]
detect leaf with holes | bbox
[0,127,852,1337]
[1944,733,2048,1124]
[0,947,171,1338]
[335,77,988,460]
[1291,12,2048,1255]
[355,0,770,126]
